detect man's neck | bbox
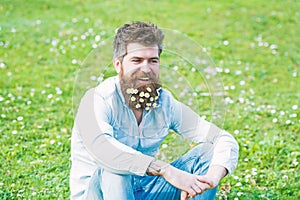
[132,109,143,125]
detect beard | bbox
[119,68,161,110]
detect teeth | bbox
[139,77,149,81]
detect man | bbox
[70,21,239,200]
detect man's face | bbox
[115,43,161,110]
[115,43,160,87]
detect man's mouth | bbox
[138,77,150,82]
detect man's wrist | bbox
[205,165,228,185]
[146,159,170,176]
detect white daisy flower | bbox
[146,87,152,92]
[139,92,145,97]
[126,88,133,94]
[133,89,138,94]
[130,96,136,101]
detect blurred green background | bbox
[0,0,299,199]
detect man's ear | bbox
[113,59,121,74]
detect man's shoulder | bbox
[94,76,118,99]
[160,88,179,105]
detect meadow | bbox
[0,0,299,199]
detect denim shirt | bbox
[71,76,239,189]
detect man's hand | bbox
[179,165,228,199]
[146,160,227,199]
[162,165,218,199]
[179,175,219,199]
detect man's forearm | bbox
[205,165,228,186]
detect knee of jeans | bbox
[186,143,214,174]
[194,143,214,159]
[101,170,132,186]
[101,170,134,199]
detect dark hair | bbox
[113,21,164,61]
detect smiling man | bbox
[70,22,239,200]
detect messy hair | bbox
[113,21,164,61]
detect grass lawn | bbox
[1,0,299,199]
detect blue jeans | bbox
[83,143,217,200]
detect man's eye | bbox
[132,59,141,63]
[151,59,159,63]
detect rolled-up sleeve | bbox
[172,102,239,174]
[75,88,154,176]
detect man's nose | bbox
[140,64,151,73]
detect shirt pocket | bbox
[140,112,169,139]
[113,121,139,148]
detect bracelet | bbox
[146,159,162,176]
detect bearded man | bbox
[70,21,239,200]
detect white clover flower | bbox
[146,103,152,107]
[144,93,150,98]
[292,159,298,166]
[139,98,144,103]
[95,35,101,42]
[152,103,157,107]
[237,192,243,196]
[145,107,150,111]
[223,40,229,46]
[0,62,6,69]
[150,97,154,102]
[135,104,141,109]
[235,182,242,187]
[292,105,298,110]
[240,80,246,86]
[282,175,288,179]
[56,87,63,95]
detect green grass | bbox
[1,0,299,199]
